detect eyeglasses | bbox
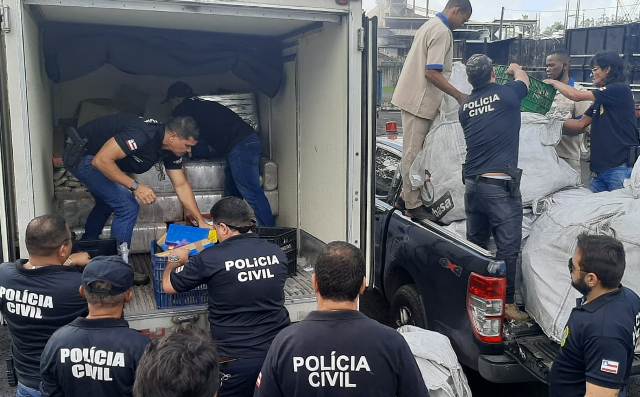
[568,258,586,274]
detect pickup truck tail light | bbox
[467,272,506,344]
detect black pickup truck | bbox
[372,136,640,385]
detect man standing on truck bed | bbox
[162,197,289,397]
[165,82,275,227]
[65,113,209,249]
[391,0,472,220]
[254,242,429,397]
[549,234,640,397]
[458,55,530,322]
[0,215,90,397]
[545,48,592,179]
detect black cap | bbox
[162,81,194,104]
[82,256,134,295]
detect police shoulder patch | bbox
[601,359,620,375]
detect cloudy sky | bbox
[362,0,626,28]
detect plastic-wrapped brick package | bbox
[522,185,640,348]
[137,193,185,223]
[184,160,226,192]
[410,63,580,224]
[55,191,105,228]
[136,164,175,193]
[261,158,278,191]
[265,189,279,216]
[194,192,224,215]
[73,223,166,254]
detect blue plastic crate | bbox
[150,241,208,309]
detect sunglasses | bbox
[568,258,587,274]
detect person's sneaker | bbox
[504,304,530,322]
[406,206,436,221]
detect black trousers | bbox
[465,178,522,304]
[219,356,265,397]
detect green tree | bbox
[542,21,564,36]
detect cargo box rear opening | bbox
[9,3,356,327]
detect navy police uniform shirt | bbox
[173,98,255,158]
[459,81,528,178]
[40,317,150,397]
[585,82,640,174]
[81,113,183,174]
[254,310,429,397]
[549,287,640,396]
[0,260,87,389]
[170,233,290,358]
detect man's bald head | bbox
[25,215,71,256]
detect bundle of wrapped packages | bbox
[522,160,640,346]
[409,63,580,225]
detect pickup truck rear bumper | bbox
[478,354,538,384]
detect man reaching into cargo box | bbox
[164,82,275,227]
[391,0,472,220]
[253,242,429,397]
[545,49,592,179]
[549,234,640,397]
[162,197,289,397]
[65,113,209,249]
[458,55,530,322]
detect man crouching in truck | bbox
[64,114,209,250]
[458,55,530,322]
[162,197,290,397]
[549,234,640,397]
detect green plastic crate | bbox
[494,65,557,115]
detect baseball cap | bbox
[82,256,134,295]
[162,81,194,104]
[466,54,494,88]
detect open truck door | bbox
[361,15,377,286]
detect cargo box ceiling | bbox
[29,1,344,97]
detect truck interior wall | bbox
[296,23,348,242]
[269,62,298,229]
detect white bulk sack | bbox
[410,65,580,224]
[522,186,640,346]
[398,326,472,397]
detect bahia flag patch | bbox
[601,359,620,375]
[126,139,138,151]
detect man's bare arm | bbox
[161,248,189,295]
[544,79,596,102]
[584,381,620,397]
[563,115,593,136]
[166,169,208,228]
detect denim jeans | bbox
[465,179,523,304]
[225,134,275,227]
[16,383,41,397]
[591,164,633,193]
[219,357,265,397]
[68,155,139,245]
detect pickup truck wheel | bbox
[391,284,427,329]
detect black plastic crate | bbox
[150,241,208,309]
[72,238,117,258]
[256,227,297,275]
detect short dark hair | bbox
[548,48,570,63]
[314,242,365,302]
[166,116,199,140]
[210,197,256,233]
[133,328,219,397]
[591,51,626,84]
[465,54,493,88]
[83,281,128,307]
[445,0,472,14]
[576,233,626,289]
[25,215,71,256]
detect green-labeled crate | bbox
[494,65,556,115]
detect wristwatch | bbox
[128,181,139,192]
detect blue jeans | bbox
[465,179,523,304]
[219,357,264,397]
[68,155,139,245]
[591,165,632,193]
[225,134,275,227]
[16,383,41,397]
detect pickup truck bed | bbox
[124,254,316,333]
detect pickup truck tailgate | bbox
[505,323,640,384]
[124,254,316,332]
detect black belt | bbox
[473,176,510,187]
